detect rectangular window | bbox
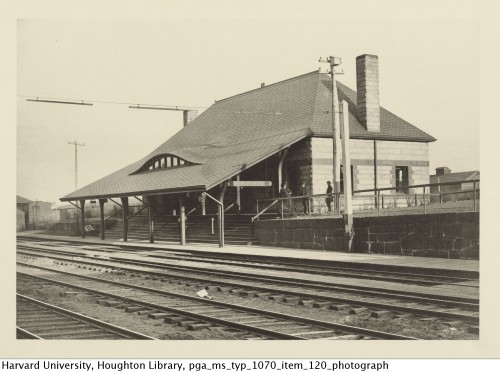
[395,166,409,194]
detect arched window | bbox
[134,154,194,174]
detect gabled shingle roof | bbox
[430,171,479,184]
[61,71,435,201]
[17,195,32,204]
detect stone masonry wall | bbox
[254,218,346,251]
[311,138,429,194]
[254,212,479,259]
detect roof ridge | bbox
[214,70,322,104]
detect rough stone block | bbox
[458,243,479,259]
[299,242,322,250]
[275,229,290,242]
[385,241,402,255]
[424,238,441,251]
[255,230,276,244]
[355,227,369,241]
[369,224,398,233]
[415,223,432,234]
[430,223,444,238]
[462,222,479,240]
[401,237,425,253]
[414,249,450,259]
[376,232,401,242]
[370,242,385,254]
[294,229,314,243]
[443,223,462,238]
[314,229,327,239]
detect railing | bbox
[253,179,479,220]
[255,193,343,220]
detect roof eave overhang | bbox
[204,131,311,191]
[60,185,207,202]
[311,133,436,142]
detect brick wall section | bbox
[254,212,479,259]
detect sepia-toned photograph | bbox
[15,16,480,344]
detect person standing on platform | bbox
[279,182,293,216]
[325,181,333,212]
[300,182,309,214]
[280,182,291,198]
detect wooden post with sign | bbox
[227,181,272,187]
[340,100,354,252]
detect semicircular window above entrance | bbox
[133,154,195,174]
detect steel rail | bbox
[16,326,42,339]
[17,236,478,280]
[16,293,157,340]
[17,247,479,317]
[17,264,415,340]
[17,244,478,305]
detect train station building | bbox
[60,54,435,246]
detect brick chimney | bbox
[183,109,198,127]
[435,166,451,175]
[356,54,380,132]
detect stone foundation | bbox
[254,212,479,259]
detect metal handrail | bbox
[257,192,339,203]
[352,178,480,195]
[224,202,237,212]
[252,199,279,222]
[253,178,480,220]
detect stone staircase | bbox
[104,214,257,245]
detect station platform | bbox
[17,231,479,278]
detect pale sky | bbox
[17,19,480,203]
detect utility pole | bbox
[68,141,85,190]
[319,56,343,210]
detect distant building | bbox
[27,201,53,229]
[429,167,479,204]
[16,195,32,231]
[56,204,79,220]
[430,167,480,194]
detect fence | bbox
[253,179,479,221]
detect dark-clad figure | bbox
[279,182,291,198]
[325,181,333,211]
[279,182,293,217]
[300,182,309,214]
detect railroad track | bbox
[17,237,479,285]
[16,293,156,340]
[17,263,415,340]
[16,243,479,300]
[17,245,480,329]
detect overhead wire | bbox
[17,94,323,118]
